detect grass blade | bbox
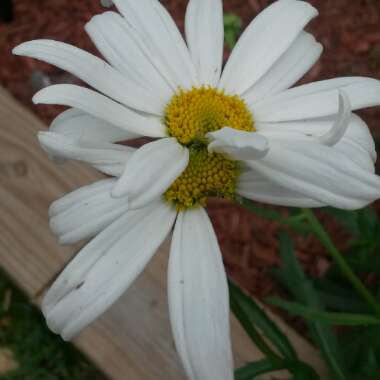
[278,232,347,380]
[235,359,283,380]
[229,280,297,361]
[266,297,380,326]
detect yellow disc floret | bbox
[163,86,254,210]
[164,146,239,210]
[165,86,254,145]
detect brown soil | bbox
[1,0,379,301]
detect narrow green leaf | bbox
[230,289,283,363]
[315,288,371,314]
[266,297,380,326]
[240,199,284,221]
[235,359,283,380]
[240,199,310,234]
[229,280,297,361]
[278,232,348,380]
[322,207,359,234]
[314,278,371,313]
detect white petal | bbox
[237,170,324,207]
[257,113,377,169]
[33,84,166,138]
[252,77,380,121]
[85,12,173,103]
[207,127,269,160]
[112,0,197,89]
[112,138,189,207]
[317,91,351,146]
[50,109,139,143]
[246,139,380,209]
[49,179,129,245]
[43,200,176,340]
[49,179,116,217]
[219,0,318,95]
[38,131,134,176]
[243,31,322,103]
[168,208,233,380]
[13,39,163,115]
[185,0,224,86]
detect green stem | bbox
[302,208,380,319]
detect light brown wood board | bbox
[0,86,327,379]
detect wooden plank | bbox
[0,86,102,297]
[0,86,327,379]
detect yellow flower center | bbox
[164,147,238,210]
[165,86,254,145]
[164,86,254,210]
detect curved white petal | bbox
[38,131,134,176]
[85,12,173,103]
[257,114,377,170]
[207,127,269,160]
[246,139,380,209]
[317,91,351,146]
[252,77,380,121]
[43,200,176,341]
[219,0,318,95]
[13,39,163,115]
[33,84,166,138]
[168,208,233,380]
[185,0,224,86]
[112,138,189,208]
[237,170,324,207]
[50,109,139,143]
[112,0,197,89]
[49,179,129,245]
[243,31,322,103]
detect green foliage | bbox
[239,200,380,379]
[326,207,380,275]
[240,199,311,235]
[224,13,242,49]
[274,233,347,380]
[267,297,380,326]
[0,270,106,380]
[317,207,380,379]
[230,280,319,380]
[235,359,282,380]
[229,281,297,361]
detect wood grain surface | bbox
[0,86,327,379]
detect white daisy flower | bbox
[13,0,380,379]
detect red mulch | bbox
[1,0,380,302]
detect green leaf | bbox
[229,280,297,361]
[339,326,380,373]
[224,12,242,49]
[240,198,285,220]
[240,199,311,234]
[277,232,348,380]
[357,207,378,238]
[322,207,359,234]
[266,297,380,326]
[314,286,371,314]
[235,359,283,380]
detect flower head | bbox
[13,0,380,379]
